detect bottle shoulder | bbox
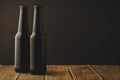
[15,32,22,36]
[30,32,41,36]
[15,32,22,39]
[15,32,29,38]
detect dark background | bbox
[0,0,120,64]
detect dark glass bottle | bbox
[14,6,30,73]
[30,5,46,75]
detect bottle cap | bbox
[20,6,23,8]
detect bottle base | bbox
[30,69,46,75]
[15,68,29,73]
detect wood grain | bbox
[69,65,103,80]
[17,73,44,80]
[0,65,120,80]
[0,65,17,80]
[91,65,120,80]
[45,65,73,80]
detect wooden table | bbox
[0,65,120,80]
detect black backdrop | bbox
[0,0,120,64]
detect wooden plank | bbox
[0,65,120,80]
[18,73,44,80]
[69,65,103,80]
[45,65,73,80]
[91,65,120,80]
[0,65,18,80]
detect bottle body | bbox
[15,32,22,71]
[15,32,30,72]
[30,5,46,75]
[30,33,46,74]
[14,6,29,72]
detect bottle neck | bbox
[32,6,37,33]
[18,6,23,32]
